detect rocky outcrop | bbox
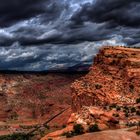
[50,130,140,140]
[0,73,86,137]
[72,46,140,111]
[41,46,140,140]
[38,46,140,140]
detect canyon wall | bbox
[0,74,83,122]
[72,46,140,111]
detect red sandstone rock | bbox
[69,46,140,132]
[0,73,83,122]
[72,46,140,111]
[41,125,73,140]
[41,46,140,140]
[54,130,140,140]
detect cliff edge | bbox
[72,46,140,111]
[41,46,140,140]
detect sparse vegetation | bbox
[129,84,134,92]
[73,124,84,135]
[127,122,137,127]
[136,110,140,116]
[62,124,84,138]
[123,106,129,110]
[116,54,125,58]
[108,118,119,125]
[0,133,32,140]
[109,60,116,65]
[116,106,121,111]
[19,125,37,129]
[62,131,74,138]
[44,124,50,129]
[103,106,107,110]
[113,113,119,117]
[88,124,100,132]
[138,121,140,130]
[110,104,117,109]
[9,112,18,120]
[62,124,66,128]
[95,84,102,89]
[130,107,136,113]
[1,47,140,139]
[125,112,129,117]
[136,131,140,136]
[53,124,58,128]
[136,98,140,104]
[48,138,53,140]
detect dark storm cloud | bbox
[0,0,139,71]
[0,0,47,27]
[4,0,139,46]
[71,0,140,27]
[0,0,64,27]
[0,42,98,71]
[69,0,140,45]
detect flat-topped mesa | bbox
[71,46,140,112]
[95,46,140,67]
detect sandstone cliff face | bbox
[72,46,140,111]
[40,47,140,140]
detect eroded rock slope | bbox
[72,46,140,111]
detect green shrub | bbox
[73,124,84,135]
[48,138,53,140]
[95,84,102,89]
[123,106,129,110]
[116,54,125,58]
[44,124,50,129]
[131,107,136,113]
[10,112,18,120]
[136,131,140,136]
[62,124,84,138]
[113,113,119,117]
[0,133,32,140]
[62,131,73,138]
[116,106,121,111]
[109,60,116,65]
[108,119,119,125]
[62,124,66,128]
[88,124,100,133]
[136,98,140,104]
[110,104,117,109]
[53,124,58,128]
[126,122,136,127]
[138,121,140,127]
[129,84,134,92]
[103,106,107,110]
[136,110,140,116]
[125,112,129,117]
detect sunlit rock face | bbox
[72,46,140,111]
[0,0,140,71]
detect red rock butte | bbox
[72,46,140,111]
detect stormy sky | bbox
[0,0,139,71]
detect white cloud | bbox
[38,29,62,40]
